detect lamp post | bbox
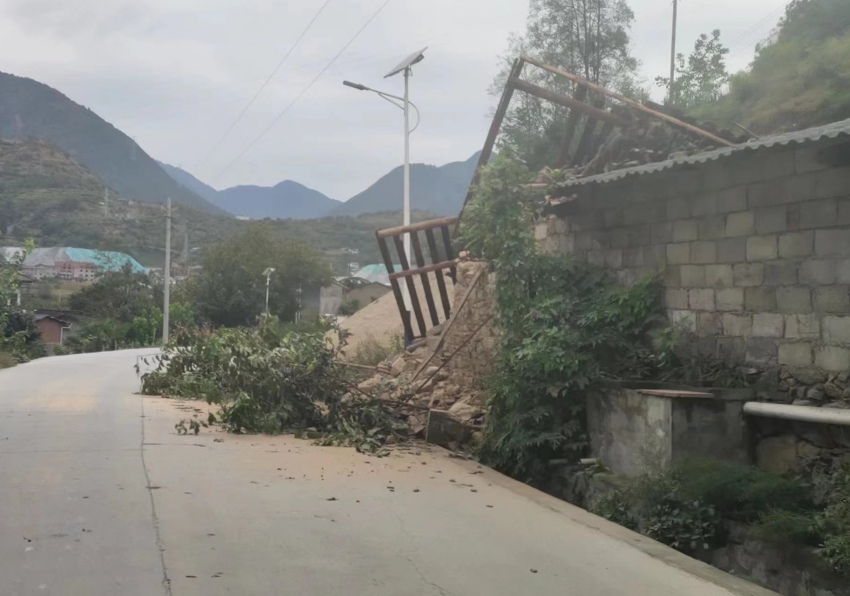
[263,267,275,316]
[343,48,426,336]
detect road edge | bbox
[445,454,778,596]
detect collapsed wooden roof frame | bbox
[456,54,734,226]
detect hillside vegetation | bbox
[0,139,433,272]
[0,72,222,213]
[693,0,850,132]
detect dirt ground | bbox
[337,274,455,354]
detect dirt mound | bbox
[337,274,455,354]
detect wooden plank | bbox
[510,79,628,128]
[426,227,452,319]
[557,84,588,167]
[520,54,734,147]
[376,234,413,342]
[377,216,458,239]
[392,234,427,338]
[410,232,440,326]
[389,259,459,281]
[456,58,526,232]
[440,225,457,282]
[588,119,616,161]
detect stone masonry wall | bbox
[439,261,498,391]
[536,139,850,382]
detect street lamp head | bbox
[384,47,427,78]
[342,80,368,91]
[263,267,275,276]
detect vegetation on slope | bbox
[691,0,850,132]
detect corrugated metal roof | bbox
[556,118,850,189]
[23,247,145,273]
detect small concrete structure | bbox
[587,384,752,476]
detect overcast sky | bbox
[0,0,788,200]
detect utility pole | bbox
[670,0,678,102]
[162,198,172,345]
[182,224,189,266]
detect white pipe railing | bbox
[743,402,850,426]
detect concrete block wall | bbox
[537,140,850,374]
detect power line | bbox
[213,0,393,183]
[197,0,333,167]
[725,2,787,54]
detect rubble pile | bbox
[355,322,489,450]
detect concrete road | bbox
[0,351,776,596]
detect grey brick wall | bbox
[537,140,850,373]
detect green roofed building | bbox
[22,247,146,282]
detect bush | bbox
[752,510,821,545]
[139,317,408,453]
[0,351,17,369]
[819,457,850,573]
[675,459,812,522]
[592,458,820,556]
[461,156,665,481]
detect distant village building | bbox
[319,275,391,315]
[22,248,145,281]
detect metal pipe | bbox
[743,402,850,426]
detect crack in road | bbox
[389,503,452,596]
[140,395,172,596]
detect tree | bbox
[491,0,638,169]
[67,264,158,323]
[657,30,729,109]
[190,225,332,327]
[691,0,850,132]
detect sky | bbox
[0,0,790,201]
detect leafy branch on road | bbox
[139,317,408,453]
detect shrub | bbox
[138,317,407,453]
[461,156,665,481]
[819,457,850,573]
[674,459,812,522]
[752,510,821,545]
[0,351,17,369]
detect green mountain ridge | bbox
[0,71,224,214]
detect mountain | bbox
[157,162,219,204]
[213,181,339,219]
[332,152,480,217]
[0,71,224,214]
[160,164,340,220]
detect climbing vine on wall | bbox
[460,155,665,481]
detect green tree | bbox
[692,0,850,132]
[67,264,158,322]
[492,0,638,169]
[191,225,332,327]
[657,30,730,109]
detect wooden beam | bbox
[376,216,458,239]
[520,54,734,147]
[455,58,526,232]
[376,235,413,342]
[557,84,588,167]
[440,224,457,283]
[426,227,452,319]
[392,235,427,338]
[389,259,459,281]
[410,232,440,326]
[510,78,628,128]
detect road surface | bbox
[0,350,775,595]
